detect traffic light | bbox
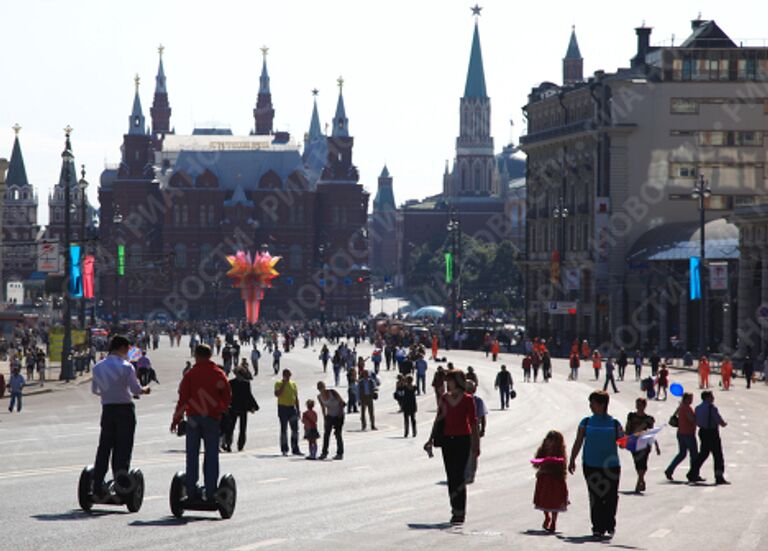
[117,244,125,276]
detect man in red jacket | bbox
[171,344,232,501]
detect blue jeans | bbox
[277,405,300,454]
[186,415,220,499]
[666,433,698,477]
[8,391,22,412]
[498,387,510,409]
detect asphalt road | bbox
[1,337,767,551]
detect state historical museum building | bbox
[98,48,370,321]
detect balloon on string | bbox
[670,382,684,397]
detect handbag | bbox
[669,412,679,428]
[509,389,517,400]
[431,418,446,448]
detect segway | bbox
[78,465,145,513]
[169,471,236,519]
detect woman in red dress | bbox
[532,430,569,533]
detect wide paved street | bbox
[2,337,767,550]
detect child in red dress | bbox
[532,430,569,533]
[302,399,320,460]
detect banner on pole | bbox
[709,262,728,291]
[690,257,701,300]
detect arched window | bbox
[181,205,189,226]
[174,244,187,268]
[199,205,206,226]
[207,205,215,226]
[289,245,303,270]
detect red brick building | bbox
[98,49,369,321]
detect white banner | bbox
[37,242,60,273]
[564,267,581,291]
[6,281,24,304]
[709,262,728,291]
[548,301,578,315]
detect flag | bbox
[70,245,83,297]
[83,256,95,299]
[618,427,663,452]
[690,257,701,300]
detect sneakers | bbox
[664,471,674,481]
[332,454,344,460]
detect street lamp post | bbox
[78,165,88,329]
[318,244,326,325]
[60,127,74,381]
[552,197,569,344]
[447,212,461,343]
[113,206,123,331]
[692,174,711,355]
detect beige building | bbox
[521,19,768,354]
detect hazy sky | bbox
[2,0,766,224]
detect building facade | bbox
[396,13,525,290]
[98,49,369,321]
[522,19,768,354]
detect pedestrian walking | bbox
[432,365,446,406]
[532,352,541,382]
[603,358,619,393]
[698,355,710,389]
[649,350,661,377]
[633,350,643,381]
[357,369,378,431]
[414,354,428,395]
[688,390,729,484]
[617,348,628,381]
[302,400,320,460]
[743,353,754,389]
[35,351,46,387]
[7,368,25,413]
[494,365,513,410]
[491,338,500,362]
[522,354,532,382]
[274,369,302,456]
[424,369,480,526]
[272,348,282,375]
[592,350,601,381]
[465,380,487,484]
[223,364,259,452]
[656,363,669,400]
[397,375,417,437]
[542,351,552,382]
[568,391,624,540]
[317,381,346,460]
[532,430,569,533]
[664,392,697,481]
[625,398,660,493]
[346,367,359,413]
[250,346,261,376]
[569,352,580,381]
[720,356,732,390]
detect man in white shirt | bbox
[91,336,150,496]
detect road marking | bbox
[679,505,694,514]
[144,495,164,501]
[258,477,288,484]
[384,506,415,514]
[649,528,671,538]
[232,539,287,551]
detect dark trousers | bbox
[277,405,300,453]
[93,404,136,490]
[403,411,416,436]
[224,410,248,450]
[603,373,618,392]
[666,433,698,476]
[583,465,620,534]
[499,386,510,409]
[692,428,725,480]
[360,395,375,429]
[186,415,220,499]
[322,414,344,456]
[441,435,471,518]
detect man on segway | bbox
[171,344,232,503]
[91,335,151,498]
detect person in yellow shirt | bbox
[274,369,302,456]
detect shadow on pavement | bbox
[521,529,556,537]
[130,516,216,526]
[32,510,126,521]
[557,534,644,549]
[408,522,452,530]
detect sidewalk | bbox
[0,361,93,399]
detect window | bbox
[174,244,187,268]
[698,131,726,146]
[738,131,763,146]
[130,244,142,267]
[200,244,213,270]
[671,98,698,114]
[199,205,206,226]
[289,245,303,270]
[682,57,693,81]
[697,131,763,147]
[181,205,188,225]
[173,205,180,225]
[208,205,215,226]
[673,164,697,178]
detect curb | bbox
[0,375,92,400]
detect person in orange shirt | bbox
[581,340,591,361]
[698,356,710,389]
[591,350,602,380]
[491,339,500,362]
[720,357,732,391]
[431,334,439,361]
[570,339,579,357]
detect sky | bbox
[2,0,767,225]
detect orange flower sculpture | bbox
[225,250,281,322]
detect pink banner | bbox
[83,255,95,299]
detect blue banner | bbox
[70,245,83,297]
[690,257,701,301]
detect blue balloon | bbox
[670,382,684,397]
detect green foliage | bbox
[406,235,524,310]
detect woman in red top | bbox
[424,369,480,525]
[698,356,710,389]
[664,392,698,481]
